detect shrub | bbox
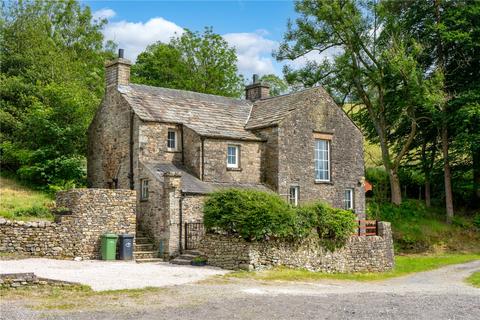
[203,189,298,241]
[299,202,357,250]
[203,189,357,250]
[473,213,480,231]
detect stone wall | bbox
[0,189,136,260]
[87,89,133,189]
[274,90,366,216]
[202,138,263,184]
[0,273,76,289]
[139,122,183,164]
[183,126,203,179]
[200,222,394,272]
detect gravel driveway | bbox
[0,258,227,290]
[1,259,479,319]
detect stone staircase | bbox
[134,231,163,263]
[170,250,202,265]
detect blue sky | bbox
[82,1,310,77]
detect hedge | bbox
[203,189,357,249]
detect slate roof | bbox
[143,162,270,194]
[118,84,260,141]
[118,84,333,139]
[245,87,331,130]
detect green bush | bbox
[203,189,357,250]
[473,213,480,230]
[299,202,357,250]
[203,189,298,241]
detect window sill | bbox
[166,149,181,153]
[314,180,333,185]
[227,167,242,171]
[140,199,149,202]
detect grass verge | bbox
[0,176,54,221]
[0,284,167,311]
[226,254,480,282]
[465,271,480,288]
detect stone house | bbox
[87,51,365,258]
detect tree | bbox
[132,27,243,98]
[275,0,443,205]
[259,74,289,97]
[0,0,111,188]
[384,0,480,218]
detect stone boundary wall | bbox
[0,273,76,289]
[200,221,394,273]
[0,189,136,259]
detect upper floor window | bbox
[344,188,353,210]
[289,186,299,207]
[315,139,330,182]
[140,179,149,200]
[227,145,240,168]
[167,129,177,150]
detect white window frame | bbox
[289,186,299,207]
[227,145,240,169]
[344,188,354,210]
[315,139,331,182]
[141,179,149,200]
[167,129,177,151]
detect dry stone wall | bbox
[0,273,76,289]
[200,222,394,272]
[0,189,136,260]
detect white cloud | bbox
[103,17,184,61]
[92,8,116,21]
[223,31,279,77]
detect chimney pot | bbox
[253,74,259,84]
[118,48,124,58]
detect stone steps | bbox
[135,258,164,263]
[135,243,154,251]
[134,230,161,262]
[170,250,202,266]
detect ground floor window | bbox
[289,186,299,207]
[344,188,353,210]
[227,145,240,168]
[141,179,149,200]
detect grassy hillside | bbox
[0,176,54,221]
[368,200,480,254]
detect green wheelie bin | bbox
[101,233,118,260]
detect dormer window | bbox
[167,129,177,151]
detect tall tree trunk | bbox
[389,169,402,205]
[435,0,454,222]
[425,178,431,208]
[442,123,454,223]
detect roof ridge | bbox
[254,86,324,103]
[125,83,250,105]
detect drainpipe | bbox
[201,137,205,181]
[181,125,185,164]
[128,110,134,190]
[179,193,183,254]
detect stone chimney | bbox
[245,74,270,101]
[105,49,132,90]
